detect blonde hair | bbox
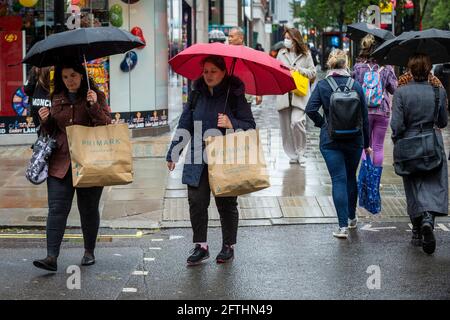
[359,34,376,60]
[326,49,348,69]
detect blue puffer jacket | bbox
[166,75,256,187]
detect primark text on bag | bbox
[66,124,133,187]
[205,129,270,197]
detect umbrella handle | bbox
[83,54,91,92]
[83,54,93,105]
[222,58,237,114]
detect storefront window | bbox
[0,0,168,135]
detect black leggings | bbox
[187,168,239,246]
[46,170,103,257]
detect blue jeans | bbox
[320,143,362,228]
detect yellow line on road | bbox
[0,231,146,240]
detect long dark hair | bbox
[52,63,100,99]
[283,27,309,56]
[408,54,432,82]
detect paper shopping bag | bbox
[291,70,309,97]
[66,124,133,187]
[205,129,270,197]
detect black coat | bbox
[166,75,256,187]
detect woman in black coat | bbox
[166,55,255,266]
[24,66,53,135]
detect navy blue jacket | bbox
[305,75,370,149]
[166,75,256,187]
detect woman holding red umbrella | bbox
[166,55,255,266]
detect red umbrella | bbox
[169,42,295,96]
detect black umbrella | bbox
[271,41,284,51]
[371,28,450,67]
[347,22,395,43]
[22,27,144,67]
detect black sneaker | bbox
[187,244,209,266]
[33,256,57,272]
[216,245,234,264]
[81,252,95,266]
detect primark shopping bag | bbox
[66,124,133,187]
[205,129,270,197]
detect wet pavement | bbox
[1,74,450,229]
[2,74,450,301]
[1,224,450,300]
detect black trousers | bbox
[187,168,239,246]
[46,170,103,257]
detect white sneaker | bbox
[289,158,298,164]
[298,155,306,164]
[333,227,349,239]
[348,217,358,229]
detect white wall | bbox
[273,0,293,24]
[196,0,209,43]
[109,0,168,113]
[224,0,238,26]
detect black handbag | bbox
[25,134,57,185]
[393,86,443,176]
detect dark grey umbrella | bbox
[371,28,450,66]
[347,22,395,43]
[22,27,144,67]
[271,41,284,51]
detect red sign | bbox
[0,16,24,117]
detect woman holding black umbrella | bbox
[391,54,448,254]
[33,63,111,271]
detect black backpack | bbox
[326,77,362,139]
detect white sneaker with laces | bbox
[333,227,349,239]
[348,217,358,229]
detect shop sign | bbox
[4,34,18,42]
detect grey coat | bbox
[391,81,449,218]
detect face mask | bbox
[284,38,293,49]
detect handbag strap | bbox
[432,86,440,128]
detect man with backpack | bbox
[306,49,371,239]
